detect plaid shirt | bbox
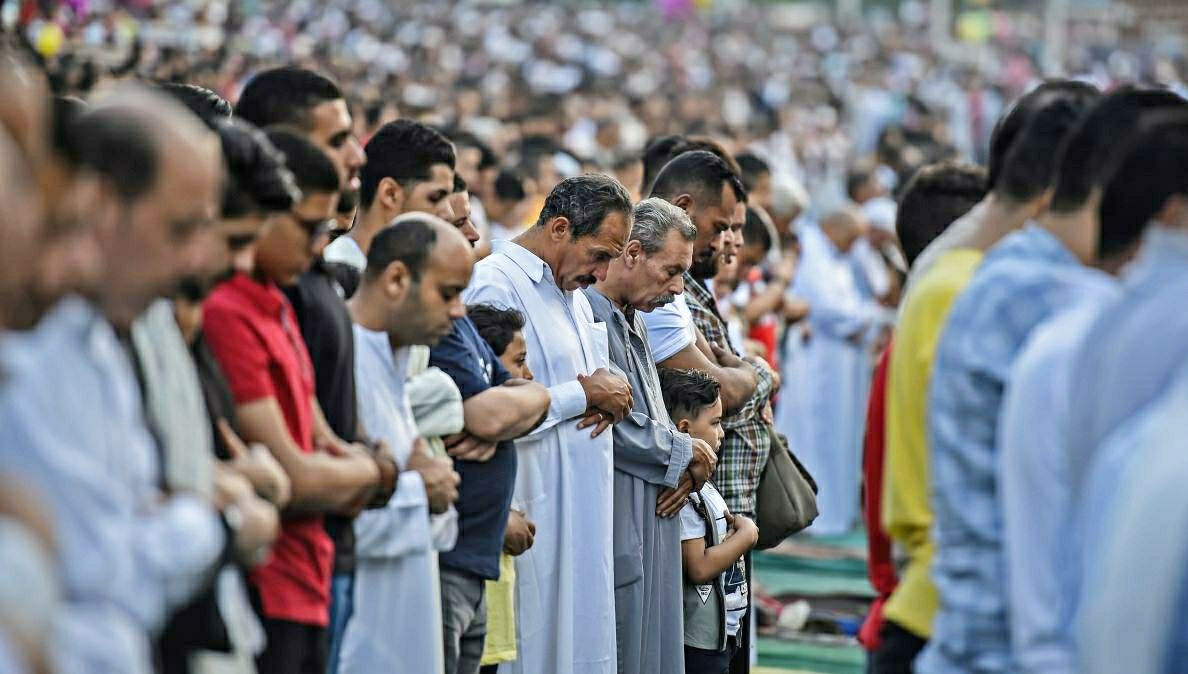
[683,273,774,514]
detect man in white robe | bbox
[776,210,893,536]
[463,175,635,674]
[342,216,469,672]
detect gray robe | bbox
[584,289,693,674]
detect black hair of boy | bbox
[658,367,721,422]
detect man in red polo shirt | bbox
[203,130,388,674]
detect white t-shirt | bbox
[640,294,696,363]
[680,481,749,637]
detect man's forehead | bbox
[310,99,352,137]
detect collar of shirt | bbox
[1011,221,1080,266]
[1130,225,1188,280]
[492,239,550,286]
[225,273,290,317]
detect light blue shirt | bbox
[997,268,1119,674]
[1065,226,1188,495]
[923,224,1084,673]
[639,293,695,363]
[0,297,224,674]
[1077,360,1188,674]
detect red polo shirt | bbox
[859,339,898,650]
[203,273,334,626]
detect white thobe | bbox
[463,240,615,674]
[775,225,891,536]
[340,327,443,674]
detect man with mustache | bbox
[582,198,719,674]
[462,174,634,674]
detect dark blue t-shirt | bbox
[430,317,517,580]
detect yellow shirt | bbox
[882,248,983,638]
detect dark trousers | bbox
[686,638,740,674]
[254,617,328,674]
[728,541,753,674]
[870,620,927,674]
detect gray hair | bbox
[535,173,633,239]
[631,197,697,255]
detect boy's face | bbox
[679,397,724,453]
[498,330,533,380]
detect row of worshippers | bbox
[856,79,1188,674]
[0,57,787,674]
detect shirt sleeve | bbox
[428,327,489,400]
[680,501,707,541]
[201,304,276,404]
[640,297,695,363]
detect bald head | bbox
[821,207,868,254]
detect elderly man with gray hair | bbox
[583,197,720,674]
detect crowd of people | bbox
[5,2,1188,674]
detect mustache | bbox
[650,293,676,308]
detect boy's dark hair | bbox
[650,150,746,206]
[234,67,343,131]
[659,368,721,422]
[467,304,526,356]
[360,119,456,209]
[736,153,770,193]
[1049,87,1186,214]
[895,161,988,268]
[264,128,339,195]
[996,96,1096,204]
[1098,111,1188,259]
[987,79,1100,192]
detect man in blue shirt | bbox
[921,83,1101,673]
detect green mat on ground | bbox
[757,636,866,673]
[753,551,875,599]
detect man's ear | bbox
[676,418,690,433]
[380,177,405,215]
[1160,193,1188,229]
[384,259,411,302]
[672,194,695,214]
[622,239,643,268]
[546,215,571,242]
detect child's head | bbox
[659,367,724,452]
[467,303,532,380]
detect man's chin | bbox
[337,188,360,214]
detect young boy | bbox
[659,367,759,674]
[466,303,536,674]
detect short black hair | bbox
[219,119,300,218]
[264,128,339,196]
[366,216,439,281]
[640,134,684,196]
[50,95,86,164]
[846,167,873,201]
[159,82,232,129]
[1050,87,1187,214]
[658,367,721,422]
[996,96,1096,204]
[234,67,343,131]
[360,119,456,209]
[743,208,772,252]
[493,169,527,201]
[453,173,468,194]
[736,153,770,193]
[671,136,743,177]
[467,303,526,357]
[895,162,988,268]
[69,107,158,202]
[1098,111,1188,259]
[650,150,746,206]
[987,79,1100,191]
[450,130,498,170]
[535,173,633,239]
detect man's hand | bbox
[218,419,292,508]
[365,440,399,509]
[407,438,460,514]
[503,509,536,556]
[783,297,811,323]
[576,410,614,438]
[760,401,774,426]
[578,368,633,422]
[746,354,780,391]
[687,438,717,490]
[230,493,281,568]
[657,473,694,519]
[773,253,798,287]
[444,432,499,462]
[709,342,746,370]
